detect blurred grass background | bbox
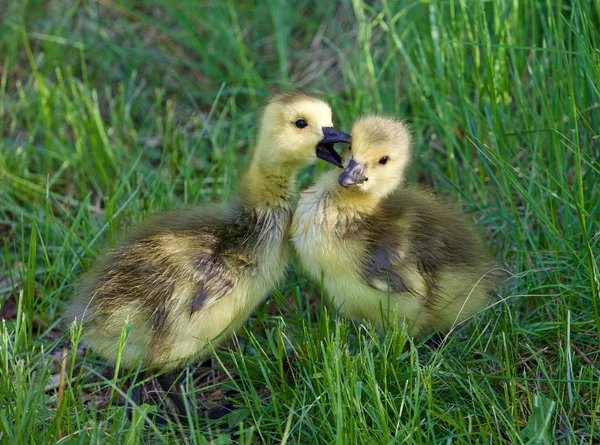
[0,0,599,443]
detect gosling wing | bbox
[358,187,482,296]
[134,208,248,315]
[78,208,243,330]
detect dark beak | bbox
[338,159,366,187]
[316,127,351,168]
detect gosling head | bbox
[338,115,412,199]
[255,92,351,168]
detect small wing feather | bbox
[360,244,410,293]
[189,250,241,314]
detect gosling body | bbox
[69,201,290,369]
[292,116,497,337]
[67,93,350,370]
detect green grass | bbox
[1,0,599,443]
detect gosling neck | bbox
[241,157,297,209]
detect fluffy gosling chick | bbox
[66,93,350,407]
[292,115,497,338]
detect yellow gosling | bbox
[66,93,350,414]
[292,115,498,338]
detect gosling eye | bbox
[348,145,352,151]
[378,156,389,165]
[295,119,308,129]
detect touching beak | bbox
[338,159,366,187]
[316,127,351,168]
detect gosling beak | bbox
[316,127,351,168]
[338,159,366,187]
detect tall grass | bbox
[0,0,598,443]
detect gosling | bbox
[291,115,498,339]
[66,93,350,414]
